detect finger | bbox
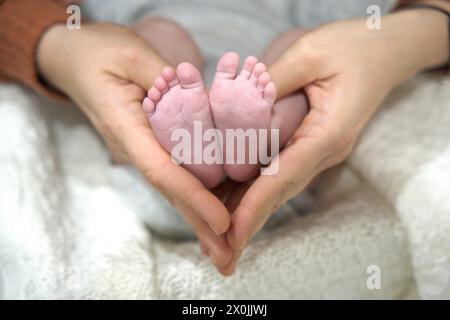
[227,137,325,251]
[227,104,357,252]
[196,225,233,269]
[199,240,209,257]
[105,140,129,165]
[267,40,321,99]
[183,209,233,268]
[110,152,128,165]
[216,247,242,277]
[120,104,231,236]
[121,43,171,91]
[123,122,233,264]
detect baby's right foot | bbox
[143,63,224,188]
[210,52,277,182]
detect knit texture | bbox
[0,74,448,299]
[0,0,67,100]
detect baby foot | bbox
[209,52,277,182]
[143,63,224,188]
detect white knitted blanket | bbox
[0,74,449,299]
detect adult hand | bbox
[36,23,233,270]
[221,8,449,275]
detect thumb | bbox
[120,104,231,235]
[120,40,170,90]
[268,40,320,99]
[227,137,325,251]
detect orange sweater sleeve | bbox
[0,0,68,100]
[397,0,450,7]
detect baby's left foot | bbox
[143,63,224,188]
[209,52,277,182]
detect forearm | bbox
[387,0,449,82]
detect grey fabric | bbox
[84,0,397,83]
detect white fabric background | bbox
[0,74,448,299]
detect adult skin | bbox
[36,23,234,270]
[220,2,449,275]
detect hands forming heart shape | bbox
[37,8,448,275]
[142,51,308,274]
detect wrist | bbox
[36,24,73,93]
[384,7,448,83]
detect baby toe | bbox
[148,87,162,102]
[263,81,277,105]
[250,62,266,83]
[177,62,204,89]
[257,72,271,90]
[239,56,258,79]
[143,97,156,115]
[154,76,168,93]
[215,51,240,80]
[161,66,179,87]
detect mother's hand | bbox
[36,23,233,270]
[221,8,449,274]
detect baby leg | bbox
[131,17,203,70]
[261,29,310,147]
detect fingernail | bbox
[208,223,221,235]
